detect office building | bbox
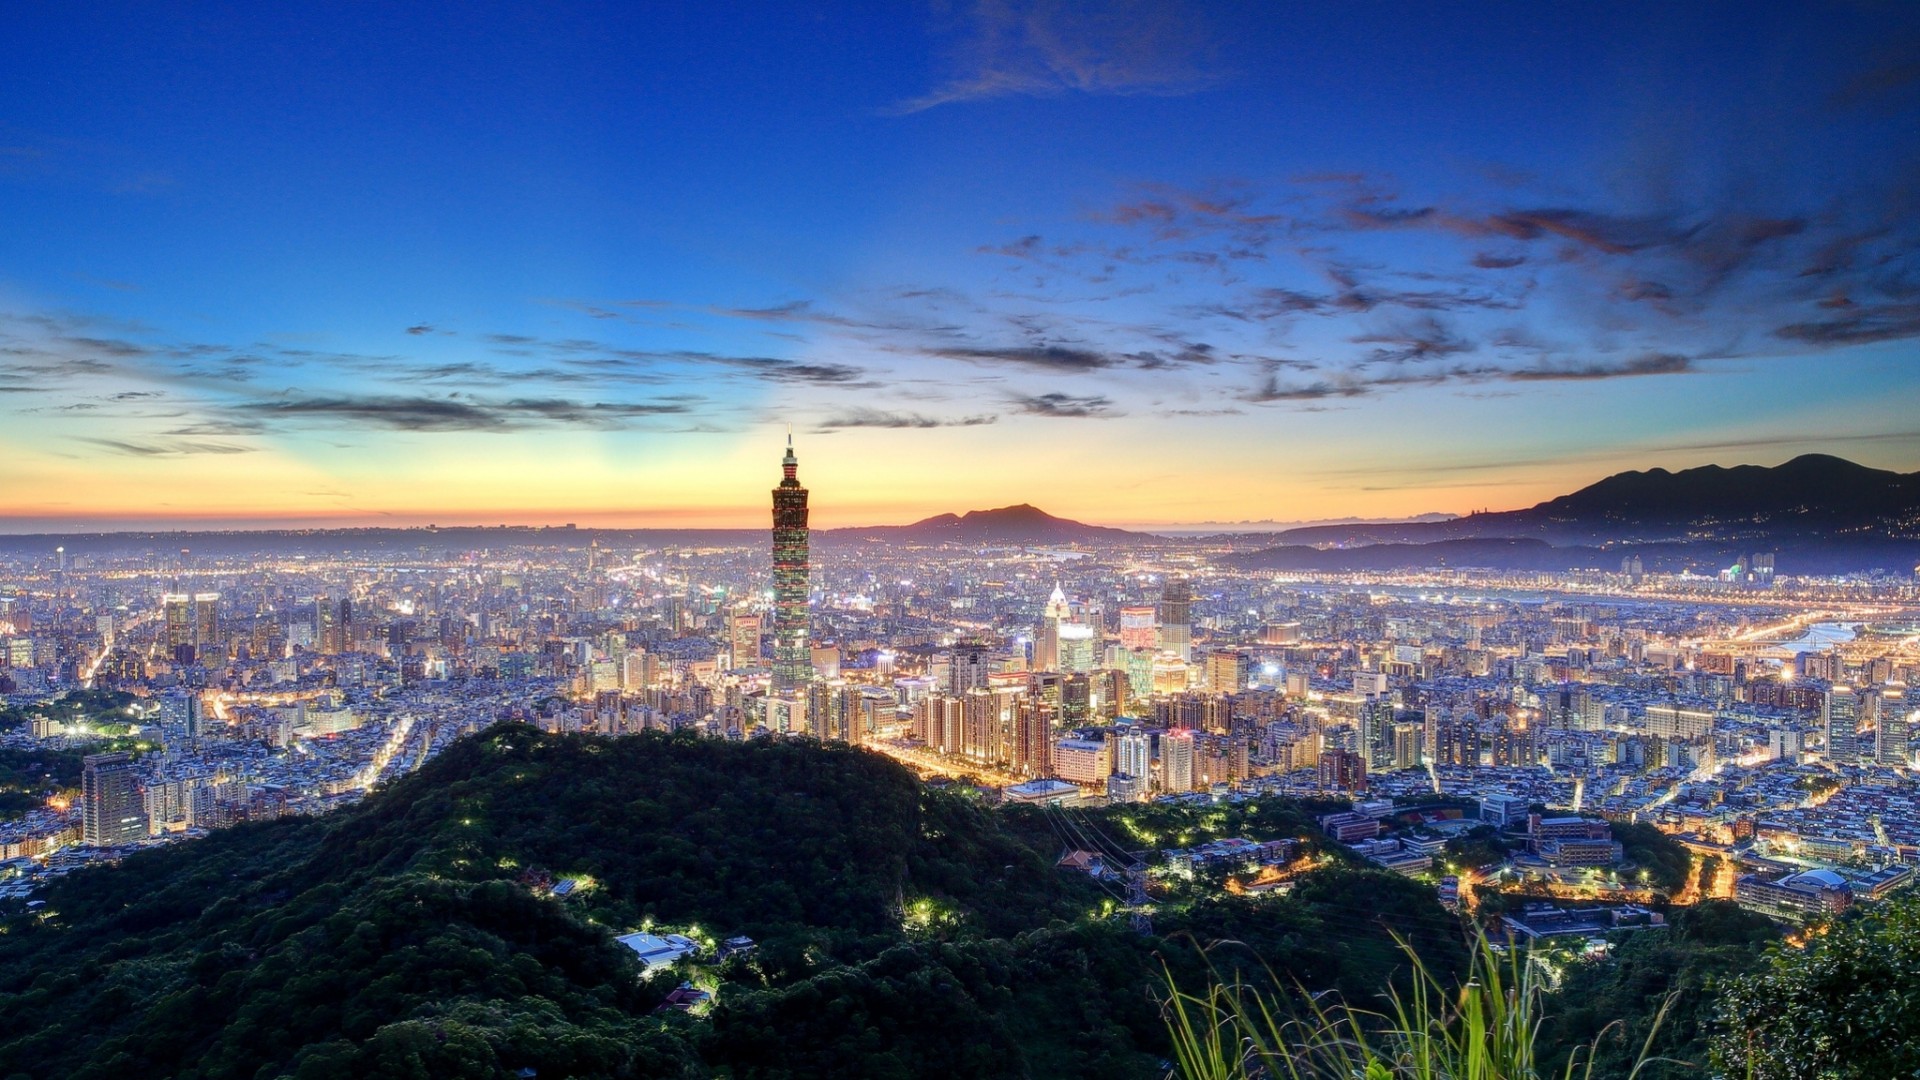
[83,752,146,846]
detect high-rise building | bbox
[315,594,352,655]
[1060,672,1091,725]
[1157,576,1192,661]
[1160,729,1196,793]
[1012,697,1054,778]
[83,752,146,846]
[1035,583,1069,672]
[770,433,811,694]
[1205,649,1247,693]
[1825,687,1862,763]
[1056,622,1095,674]
[1119,606,1157,652]
[728,611,762,669]
[163,592,220,665]
[1318,747,1367,792]
[1877,686,1910,765]
[1114,729,1151,780]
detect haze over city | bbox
[4,2,1918,531]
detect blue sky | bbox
[2,1,1917,528]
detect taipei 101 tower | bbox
[770,431,811,694]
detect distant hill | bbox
[1276,455,1920,547]
[1219,454,1920,575]
[825,503,1144,545]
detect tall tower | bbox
[771,432,812,694]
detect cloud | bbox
[238,394,692,432]
[814,408,998,430]
[1240,377,1369,403]
[405,324,435,335]
[1774,303,1920,345]
[923,344,1119,372]
[1012,391,1117,417]
[1352,317,1475,365]
[890,0,1221,114]
[73,437,253,457]
[1502,352,1694,381]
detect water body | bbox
[1767,622,1857,652]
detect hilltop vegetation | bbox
[0,726,1464,1080]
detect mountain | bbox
[0,725,1461,1080]
[825,503,1145,545]
[1277,455,1920,547]
[1225,455,1920,574]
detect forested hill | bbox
[0,726,1462,1080]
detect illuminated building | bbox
[1161,729,1196,793]
[1052,737,1110,785]
[1317,748,1367,792]
[315,593,352,655]
[770,433,811,694]
[1119,606,1156,652]
[1011,697,1055,777]
[1157,576,1192,661]
[1735,869,1853,921]
[1114,730,1150,780]
[1877,685,1909,765]
[163,592,220,665]
[1825,687,1863,763]
[1205,649,1246,692]
[82,752,146,846]
[1059,672,1091,725]
[727,612,762,669]
[1035,583,1069,671]
[1056,622,1095,674]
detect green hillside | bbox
[0,725,1463,1079]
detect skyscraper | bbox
[163,592,220,665]
[83,752,146,846]
[1157,576,1192,661]
[770,433,811,694]
[1035,583,1069,672]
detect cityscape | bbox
[3,439,1919,927]
[5,4,1920,1078]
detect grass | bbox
[1163,930,1677,1080]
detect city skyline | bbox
[4,3,1919,531]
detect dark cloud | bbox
[924,344,1118,372]
[1352,317,1474,364]
[1012,392,1117,418]
[1472,253,1526,269]
[74,437,253,457]
[1240,377,1368,403]
[814,408,998,430]
[1503,353,1694,381]
[405,324,435,335]
[238,394,692,432]
[1775,302,1920,345]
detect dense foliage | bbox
[1609,821,1692,894]
[0,725,1466,1079]
[1712,894,1920,1079]
[1538,900,1779,1078]
[0,746,85,820]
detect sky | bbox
[2,1,1918,531]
